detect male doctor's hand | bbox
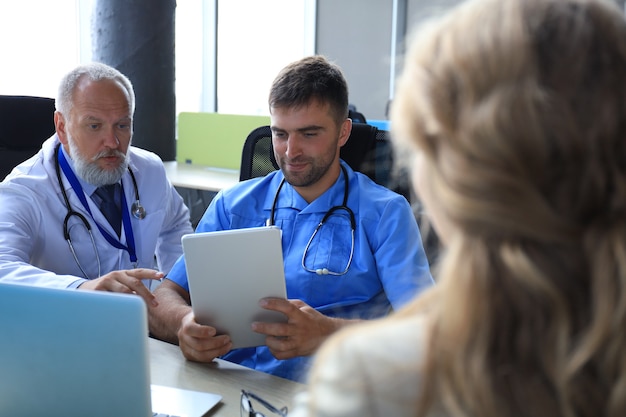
[78,268,164,307]
[177,310,233,363]
[252,298,361,360]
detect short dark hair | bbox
[269,55,349,125]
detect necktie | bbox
[94,184,122,237]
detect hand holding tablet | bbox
[182,226,288,349]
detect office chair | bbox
[0,95,56,179]
[348,104,367,124]
[239,123,412,199]
[239,122,441,266]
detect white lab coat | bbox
[0,135,193,289]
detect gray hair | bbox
[56,62,135,118]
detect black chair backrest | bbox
[348,104,367,124]
[0,95,56,179]
[239,123,412,202]
[348,108,367,124]
[239,125,276,181]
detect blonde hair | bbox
[392,0,626,416]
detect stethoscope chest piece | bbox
[131,201,146,219]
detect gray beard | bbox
[67,136,129,187]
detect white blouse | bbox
[290,314,430,417]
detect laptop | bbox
[0,283,221,417]
[182,226,288,349]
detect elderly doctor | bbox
[0,63,193,306]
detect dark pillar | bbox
[92,0,176,161]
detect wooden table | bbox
[149,338,305,416]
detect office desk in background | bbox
[164,161,240,226]
[164,161,240,192]
[149,337,304,416]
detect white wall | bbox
[316,0,625,121]
[315,0,462,120]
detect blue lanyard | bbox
[57,148,138,265]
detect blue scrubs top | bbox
[167,161,433,381]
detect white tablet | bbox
[182,226,288,349]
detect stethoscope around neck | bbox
[53,143,146,278]
[267,164,356,276]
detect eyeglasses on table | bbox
[240,390,288,417]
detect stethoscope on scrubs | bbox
[54,143,146,278]
[266,164,356,276]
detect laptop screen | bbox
[0,283,220,416]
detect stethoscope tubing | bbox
[53,143,144,278]
[267,164,355,228]
[268,164,356,275]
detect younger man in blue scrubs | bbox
[149,55,433,382]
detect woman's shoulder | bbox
[311,313,430,393]
[326,313,428,365]
[293,314,430,417]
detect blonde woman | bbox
[289,0,626,416]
